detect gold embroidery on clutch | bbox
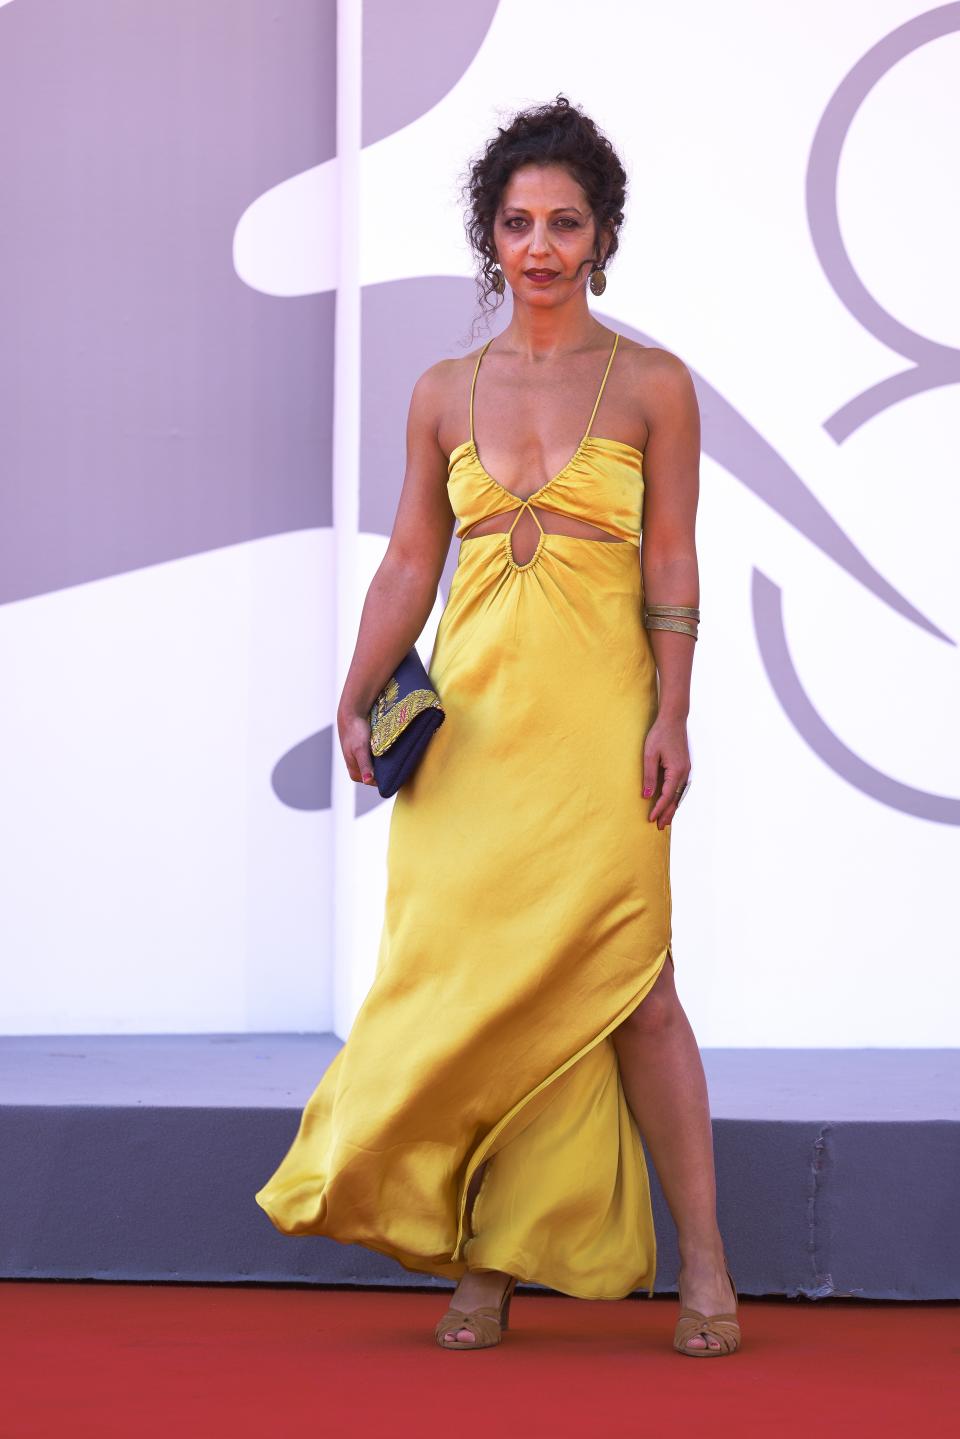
[369,685,444,756]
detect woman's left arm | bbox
[638,351,701,830]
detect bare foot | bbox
[439,1269,514,1345]
[676,1252,737,1351]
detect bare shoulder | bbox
[623,340,697,426]
[607,337,696,450]
[411,351,478,405]
[616,337,693,392]
[413,348,488,457]
[402,355,456,447]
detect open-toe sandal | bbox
[673,1259,741,1357]
[435,1275,517,1351]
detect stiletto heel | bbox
[435,1274,517,1350]
[673,1258,741,1357]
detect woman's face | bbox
[492,162,606,302]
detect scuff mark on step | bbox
[805,1124,836,1298]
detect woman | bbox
[255,95,740,1358]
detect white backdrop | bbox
[1,0,956,1043]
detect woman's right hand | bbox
[338,707,377,787]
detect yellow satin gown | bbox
[255,330,674,1300]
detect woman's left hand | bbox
[642,713,691,829]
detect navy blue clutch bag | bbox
[369,647,445,798]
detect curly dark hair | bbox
[460,94,627,329]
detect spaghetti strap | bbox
[470,330,619,448]
[469,339,495,446]
[583,332,620,439]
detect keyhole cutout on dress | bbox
[462,332,632,568]
[463,504,627,567]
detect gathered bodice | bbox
[446,330,645,552]
[447,432,645,546]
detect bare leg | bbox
[611,953,737,1351]
[438,956,735,1349]
[439,1160,513,1346]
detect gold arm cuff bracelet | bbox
[643,604,701,619]
[644,615,699,639]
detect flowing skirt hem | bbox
[449,937,674,1296]
[254,938,673,1302]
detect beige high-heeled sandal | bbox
[673,1258,741,1357]
[435,1275,517,1351]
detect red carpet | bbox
[1,1282,956,1438]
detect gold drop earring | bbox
[491,265,505,295]
[589,265,607,296]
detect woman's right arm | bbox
[337,361,456,787]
